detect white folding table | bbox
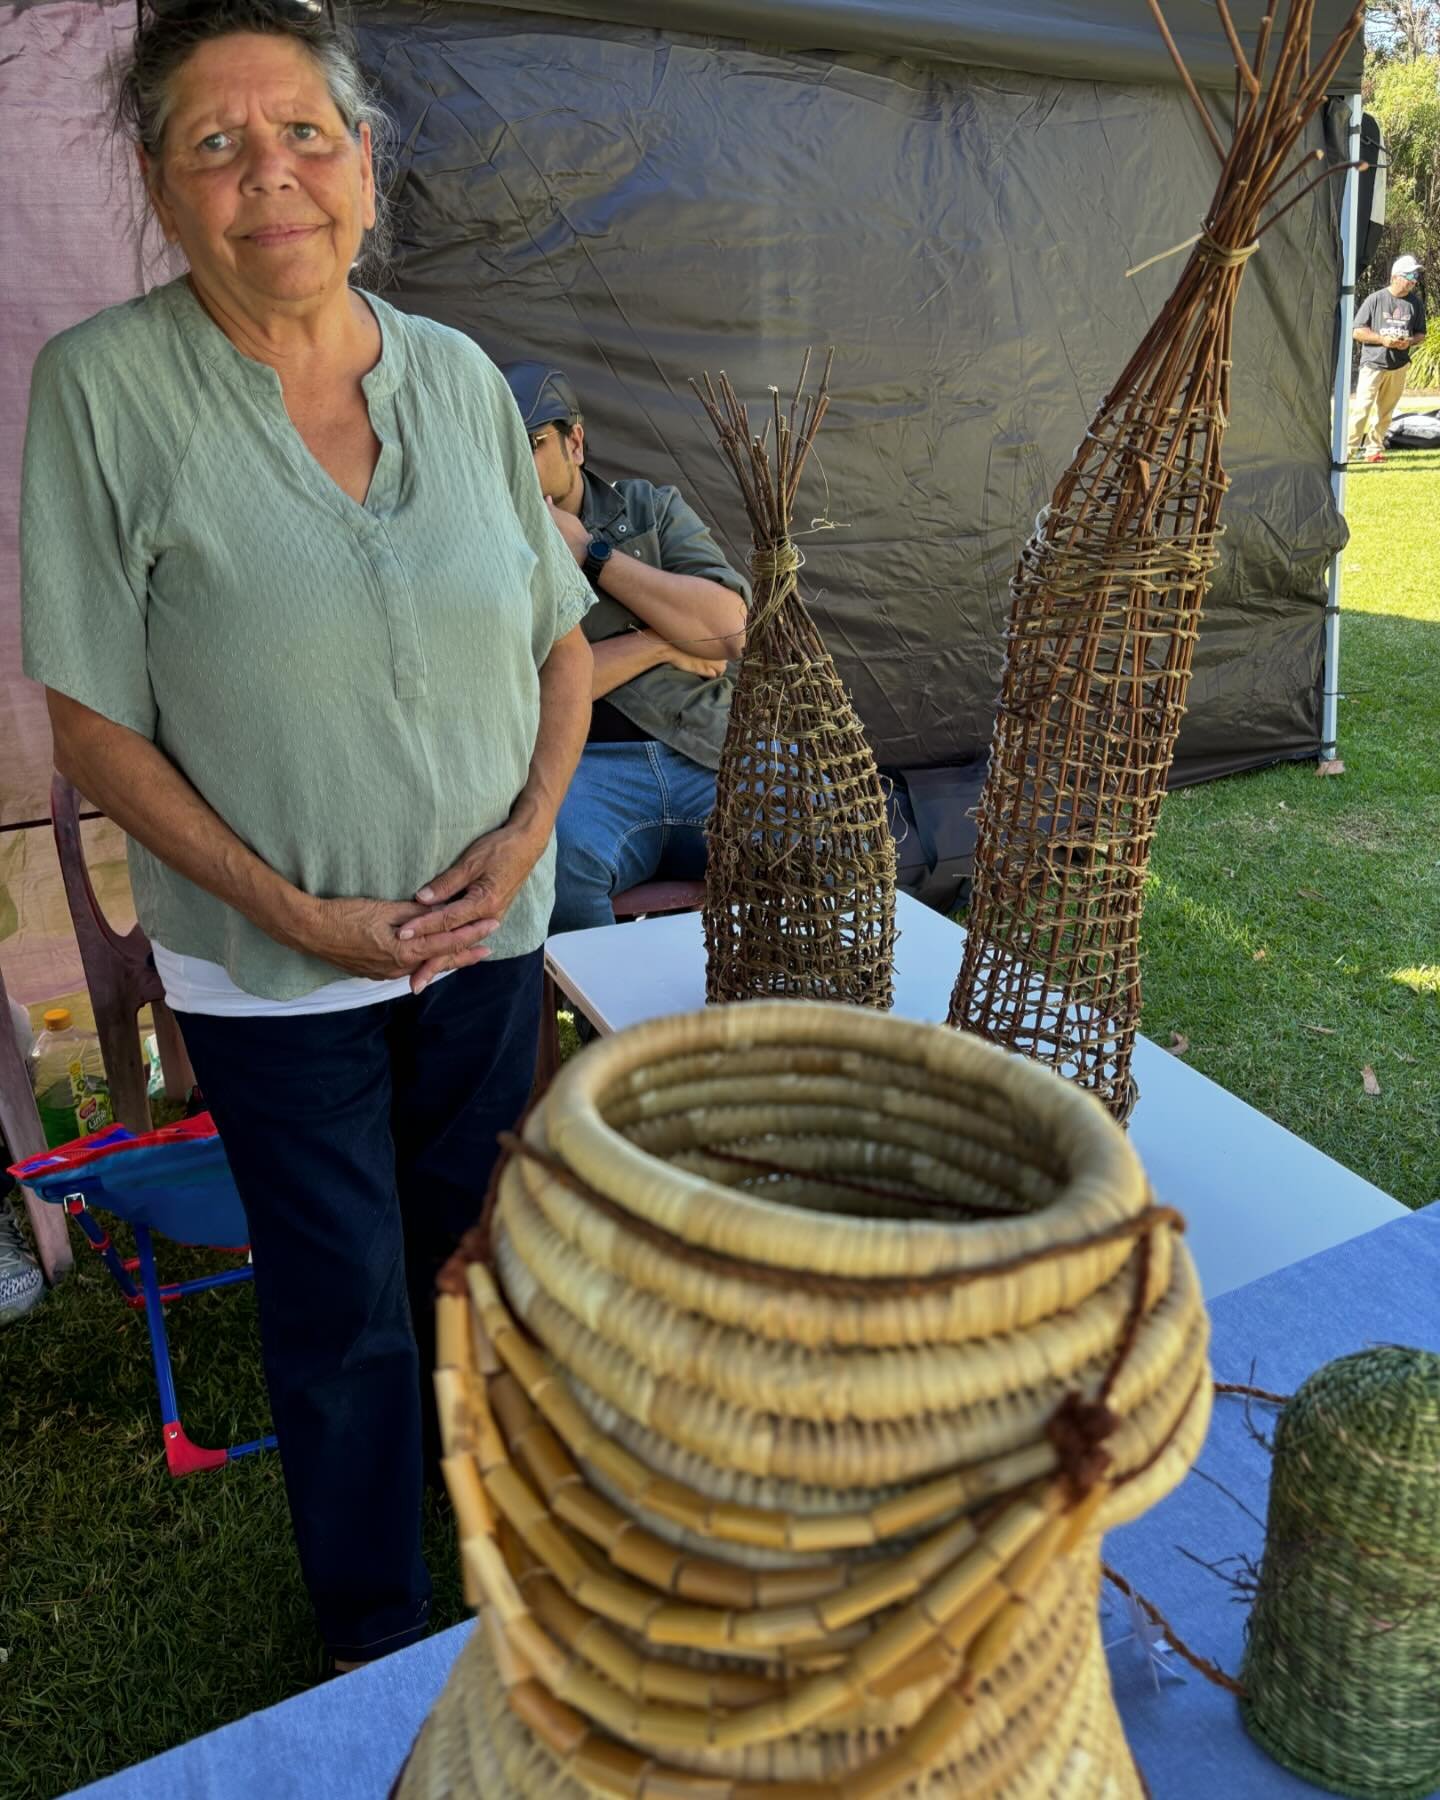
[544,892,1406,1299]
[72,1206,1440,1800]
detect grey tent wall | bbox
[0,1,156,830]
[354,0,1349,842]
[0,1,1354,915]
[355,0,1364,91]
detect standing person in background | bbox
[22,1,592,1671]
[502,364,749,932]
[1349,254,1428,464]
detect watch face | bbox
[587,538,613,562]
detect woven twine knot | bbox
[747,540,805,632]
[1126,227,1259,279]
[1048,1392,1120,1501]
[751,541,803,584]
[1196,230,1259,270]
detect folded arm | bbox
[589,629,730,698]
[591,553,746,660]
[545,493,747,659]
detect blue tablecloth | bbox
[74,1206,1440,1800]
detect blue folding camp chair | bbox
[10,1117,277,1477]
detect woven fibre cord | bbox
[400,1553,1137,1796]
[493,1172,1167,1420]
[490,1214,1205,1488]
[474,1533,1097,1782]
[546,1314,1210,1529]
[528,1350,1205,1532]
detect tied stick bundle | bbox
[691,354,897,1009]
[949,0,1366,1120]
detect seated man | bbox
[503,364,748,932]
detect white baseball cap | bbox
[1392,255,1422,279]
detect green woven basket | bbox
[1241,1346,1440,1800]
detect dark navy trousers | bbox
[176,950,541,1661]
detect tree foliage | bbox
[1365,0,1440,61]
[1361,7,1440,378]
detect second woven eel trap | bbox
[397,1002,1211,1798]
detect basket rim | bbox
[541,1002,1148,1279]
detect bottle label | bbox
[67,1054,113,1135]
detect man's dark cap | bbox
[503,362,581,431]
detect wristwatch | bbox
[582,536,614,585]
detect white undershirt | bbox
[152,942,429,1018]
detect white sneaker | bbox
[0,1200,44,1322]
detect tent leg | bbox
[1324,92,1364,768]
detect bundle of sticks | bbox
[950,0,1366,1120]
[692,352,897,1009]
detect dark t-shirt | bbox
[1355,286,1428,371]
[588,696,649,744]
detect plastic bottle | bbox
[30,1009,113,1147]
[8,996,34,1073]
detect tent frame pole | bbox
[1323,91,1363,765]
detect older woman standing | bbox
[20,1,592,1667]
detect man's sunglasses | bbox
[136,0,336,31]
[528,424,573,450]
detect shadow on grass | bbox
[0,1222,465,1799]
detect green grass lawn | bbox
[2,449,1438,1799]
[1140,444,1440,1206]
[0,1231,467,1799]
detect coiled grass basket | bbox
[1241,1346,1440,1800]
[396,1003,1211,1798]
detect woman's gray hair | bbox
[113,2,396,282]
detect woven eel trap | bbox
[396,1003,1211,1800]
[948,0,1367,1125]
[693,357,897,1012]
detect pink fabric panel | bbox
[0,1,150,827]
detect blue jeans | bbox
[551,741,716,932]
[175,951,541,1662]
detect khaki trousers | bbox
[1348,363,1408,457]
